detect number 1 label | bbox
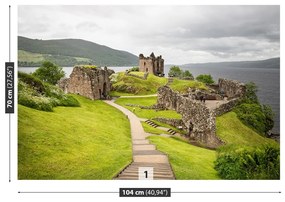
[139,167,153,180]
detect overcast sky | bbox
[18,5,280,64]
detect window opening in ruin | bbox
[102,82,107,99]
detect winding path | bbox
[104,100,175,180]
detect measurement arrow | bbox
[8,5,11,183]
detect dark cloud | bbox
[18,5,280,63]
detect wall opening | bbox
[102,82,107,99]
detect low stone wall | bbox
[218,78,245,99]
[125,103,157,109]
[153,117,185,129]
[213,98,240,116]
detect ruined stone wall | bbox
[218,78,246,99]
[157,86,223,148]
[213,98,240,116]
[58,66,114,100]
[153,117,185,129]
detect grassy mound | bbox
[111,72,168,95]
[18,71,80,111]
[148,136,219,179]
[18,95,132,179]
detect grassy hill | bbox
[18,95,132,179]
[18,36,138,67]
[111,72,168,95]
[111,72,207,96]
[216,112,277,148]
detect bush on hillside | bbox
[214,146,280,179]
[196,74,215,84]
[235,82,274,135]
[18,72,80,111]
[129,66,139,71]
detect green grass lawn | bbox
[115,96,181,119]
[111,72,167,95]
[216,112,277,147]
[169,78,207,93]
[18,95,132,179]
[148,136,219,179]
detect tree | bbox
[262,104,274,133]
[33,61,65,85]
[168,66,182,77]
[196,74,215,84]
[243,82,259,104]
[183,70,193,79]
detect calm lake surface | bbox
[19,65,280,133]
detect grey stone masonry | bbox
[58,66,114,100]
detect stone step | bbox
[133,139,150,144]
[145,120,159,128]
[167,128,176,135]
[121,171,174,176]
[119,173,175,179]
[133,155,169,163]
[129,165,172,170]
[133,144,156,151]
[123,167,173,172]
[133,150,164,155]
[116,176,174,180]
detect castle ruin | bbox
[157,78,246,148]
[58,65,114,100]
[139,53,164,76]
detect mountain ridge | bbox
[18,36,138,67]
[182,57,280,69]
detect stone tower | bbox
[139,52,164,76]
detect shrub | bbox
[234,103,266,134]
[18,71,45,93]
[33,61,65,85]
[196,74,215,84]
[18,72,80,111]
[129,66,139,71]
[215,146,280,179]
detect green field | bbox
[18,95,132,179]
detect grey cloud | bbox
[18,5,280,63]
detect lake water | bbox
[19,65,280,133]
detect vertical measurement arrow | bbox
[7,5,12,182]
